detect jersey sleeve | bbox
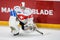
[10,10,17,17]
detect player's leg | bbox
[24,18,43,35]
[10,26,19,36]
[19,21,25,30]
[9,16,20,36]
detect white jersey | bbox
[17,8,33,24]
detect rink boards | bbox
[0,21,60,29]
[0,0,60,29]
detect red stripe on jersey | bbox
[17,14,28,20]
[28,14,33,18]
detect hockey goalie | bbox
[9,6,43,36]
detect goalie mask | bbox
[23,8,32,16]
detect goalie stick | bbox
[35,29,43,35]
[34,24,43,35]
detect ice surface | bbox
[0,26,60,40]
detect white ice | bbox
[0,26,60,40]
